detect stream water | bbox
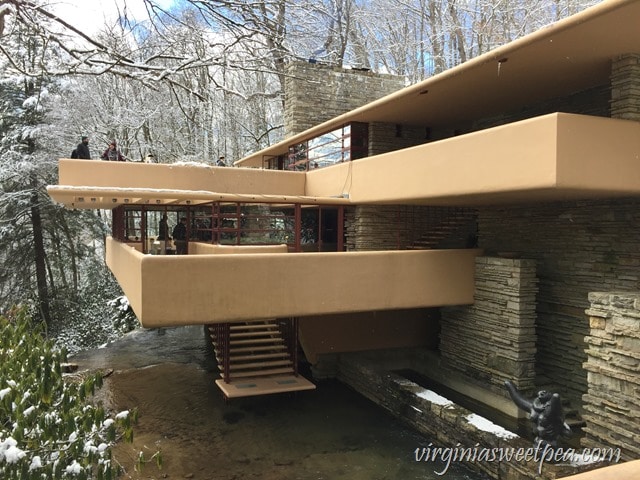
[71,326,486,480]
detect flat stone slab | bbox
[215,374,316,399]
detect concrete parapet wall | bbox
[583,292,640,460]
[189,243,288,255]
[440,256,538,397]
[107,237,480,327]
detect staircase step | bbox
[229,337,284,346]
[220,367,294,379]
[227,346,288,355]
[210,320,308,397]
[211,331,281,341]
[208,325,279,338]
[223,360,293,371]
[229,323,279,331]
[222,352,290,362]
[228,331,281,338]
[219,350,288,359]
[210,335,285,346]
[215,374,316,399]
[213,349,288,361]
[209,321,278,328]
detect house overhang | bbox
[47,160,349,209]
[235,0,640,168]
[45,186,351,209]
[48,113,640,209]
[331,113,640,206]
[105,237,481,327]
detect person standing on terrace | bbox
[100,140,125,161]
[172,217,188,255]
[74,135,91,159]
[158,214,170,242]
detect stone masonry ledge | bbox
[586,292,640,319]
[336,350,614,480]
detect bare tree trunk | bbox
[448,0,467,63]
[428,0,446,74]
[58,212,80,293]
[30,177,51,326]
[349,23,371,70]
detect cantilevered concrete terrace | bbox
[105,238,480,328]
[47,113,640,329]
[237,0,640,169]
[49,113,640,209]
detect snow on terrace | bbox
[415,387,519,440]
[49,160,351,206]
[48,185,340,206]
[417,388,454,408]
[465,413,519,440]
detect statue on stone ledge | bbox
[505,380,572,449]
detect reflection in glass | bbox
[285,123,368,171]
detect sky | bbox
[52,0,175,34]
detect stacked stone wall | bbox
[344,205,474,251]
[284,62,406,137]
[337,355,604,480]
[478,199,640,407]
[583,292,640,460]
[368,122,429,156]
[473,85,610,132]
[611,54,640,121]
[283,59,612,163]
[440,257,538,397]
[345,205,429,251]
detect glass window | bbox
[124,209,142,241]
[284,123,369,171]
[117,203,344,252]
[211,204,296,246]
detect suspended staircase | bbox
[208,318,315,399]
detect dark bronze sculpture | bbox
[505,380,571,449]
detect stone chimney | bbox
[283,62,406,137]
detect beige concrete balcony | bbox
[305,113,640,205]
[47,156,348,208]
[49,113,640,209]
[106,237,480,328]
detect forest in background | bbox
[0,0,599,351]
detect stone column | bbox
[440,256,538,397]
[611,54,640,121]
[284,62,406,136]
[583,292,640,460]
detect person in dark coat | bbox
[75,136,91,159]
[158,214,169,241]
[100,140,125,161]
[172,217,188,255]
